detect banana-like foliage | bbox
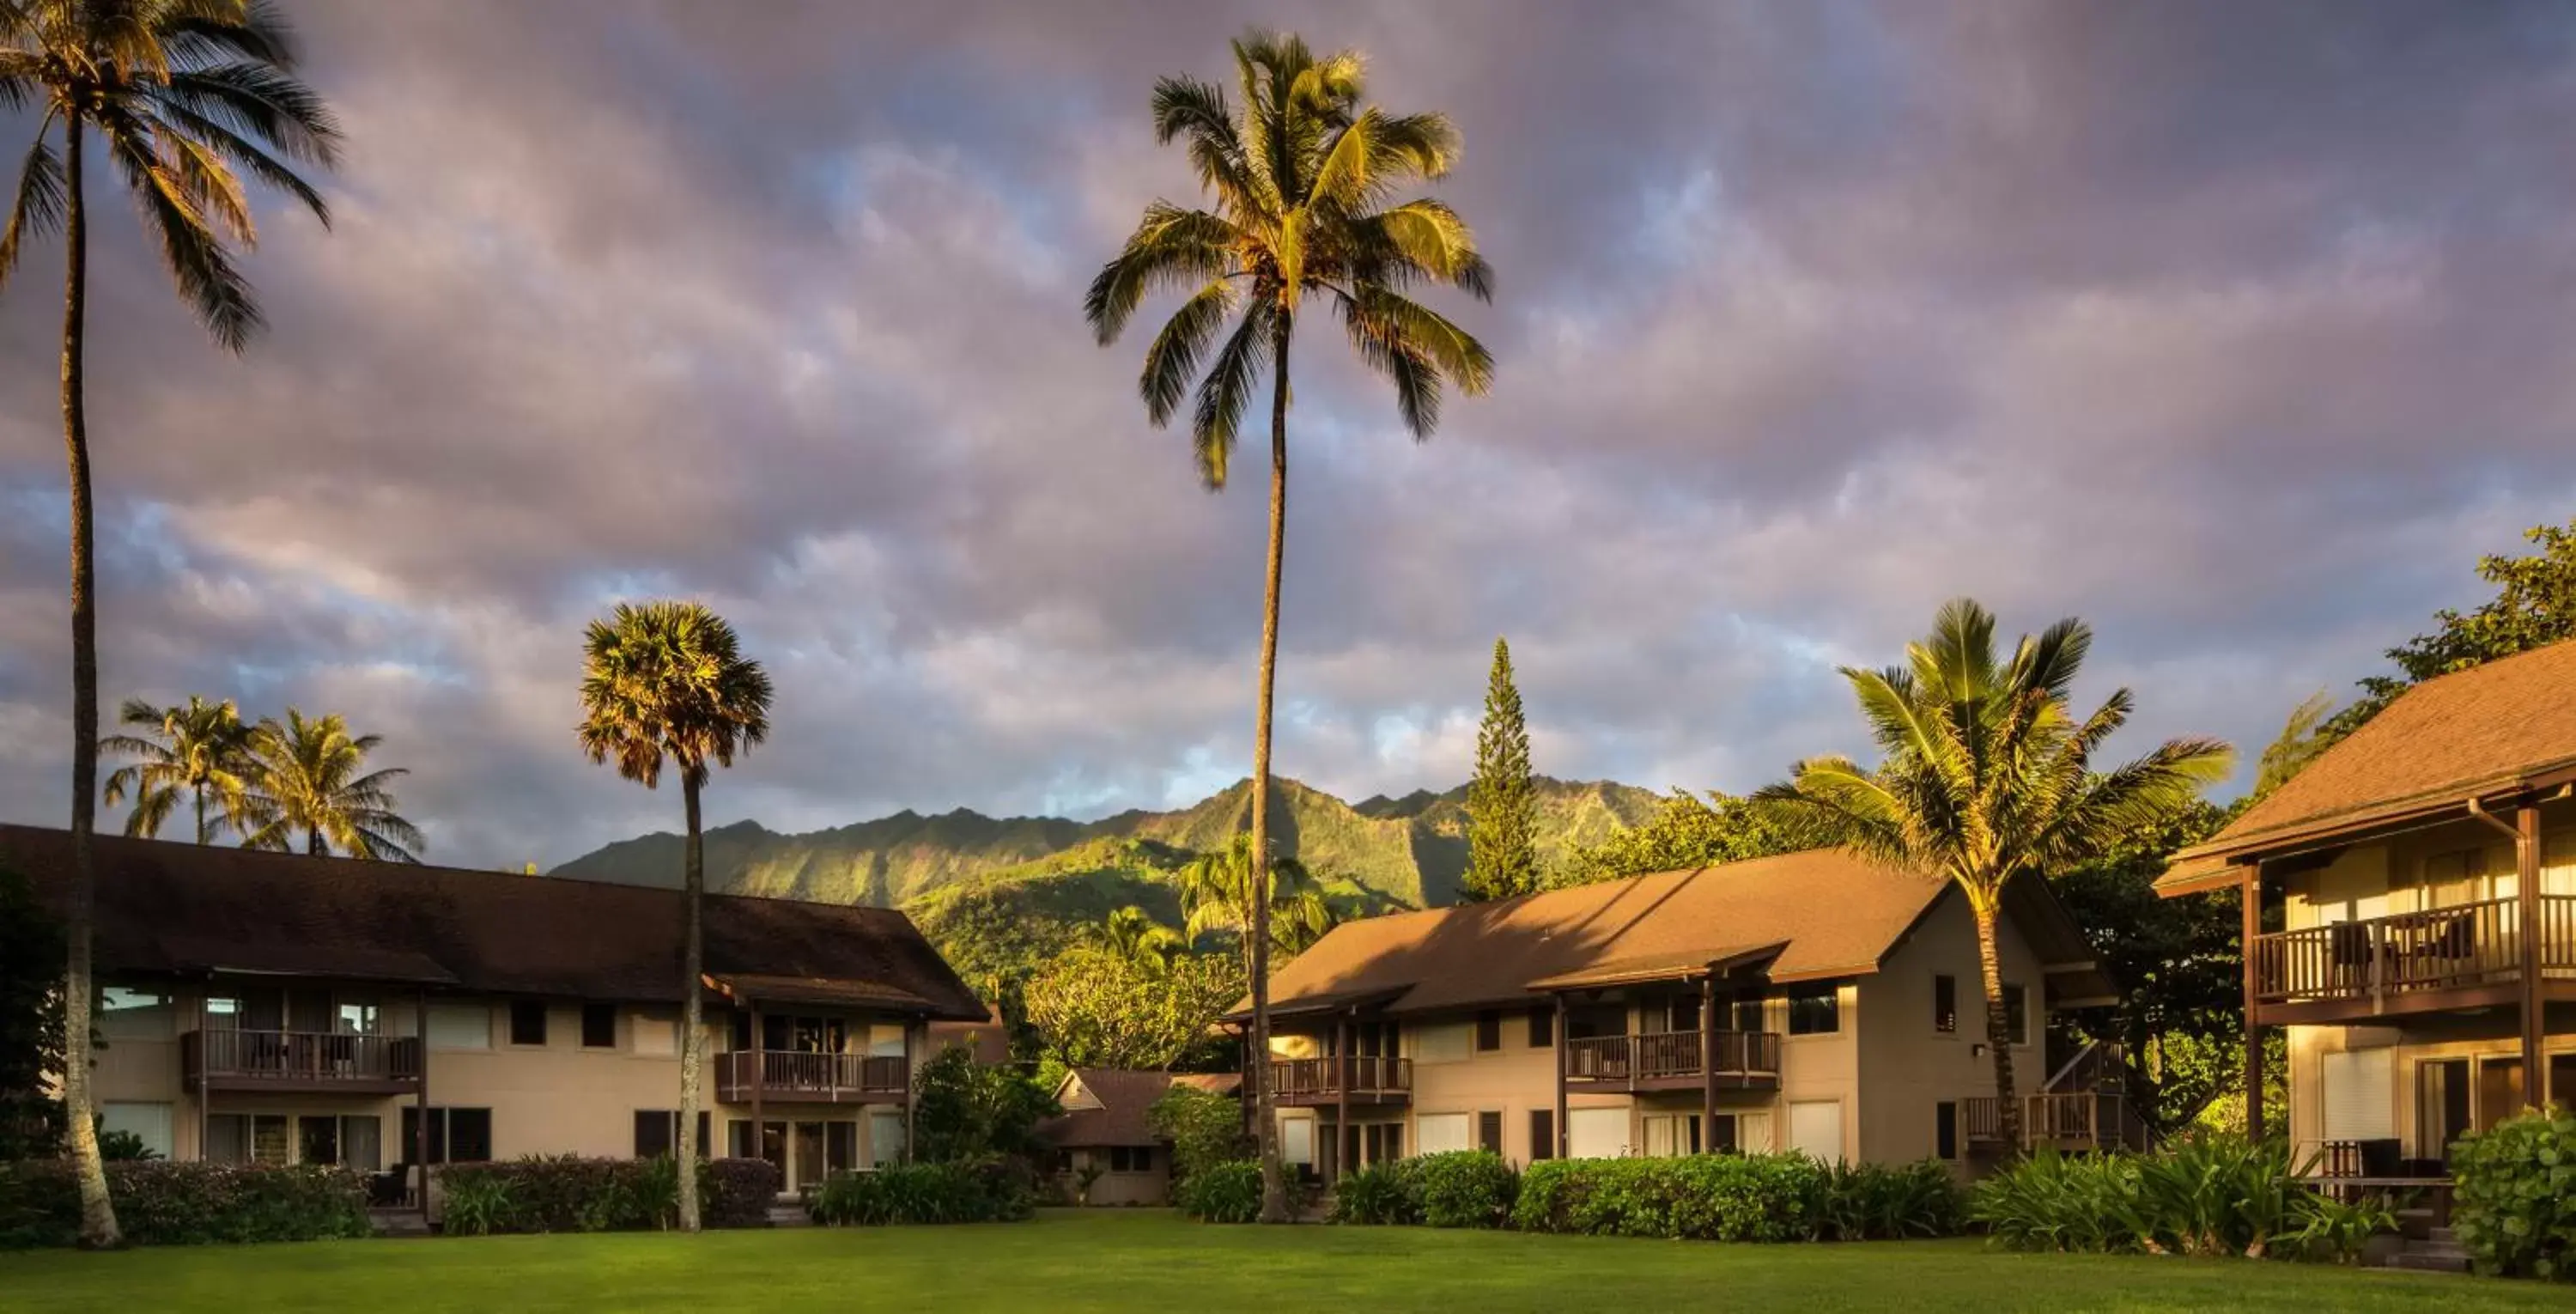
[236,708,424,862]
[1176,833,1341,964]
[1756,598,2232,1151]
[100,693,254,843]
[1084,904,1189,975]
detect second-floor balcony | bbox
[182,1028,422,1095]
[2251,896,2576,1021]
[1267,1055,1413,1107]
[1563,1029,1782,1092]
[714,1050,909,1105]
[1962,1091,2141,1152]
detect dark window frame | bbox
[507,1001,549,1048]
[1528,1109,1554,1161]
[1527,1005,1553,1048]
[2002,984,2028,1044]
[400,1106,495,1165]
[1935,1101,1959,1160]
[1477,1110,1504,1154]
[1786,984,1841,1036]
[1473,1009,1503,1052]
[1933,975,1957,1034]
[581,1002,619,1049]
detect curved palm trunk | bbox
[58,115,120,1250]
[1971,891,2023,1151]
[193,787,208,845]
[676,771,705,1232]
[1247,312,1290,1224]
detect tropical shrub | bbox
[1329,1159,1423,1226]
[704,1157,782,1229]
[1175,1159,1264,1224]
[0,1160,367,1248]
[435,1156,775,1234]
[910,1044,1060,1168]
[1146,1085,1249,1183]
[1819,1159,1966,1241]
[1971,1134,2399,1262]
[2451,1109,2576,1280]
[808,1159,1035,1226]
[1510,1153,1947,1242]
[1416,1152,1518,1228]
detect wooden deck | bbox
[182,1029,422,1095]
[2249,895,2576,1024]
[1562,1030,1781,1092]
[714,1051,909,1104]
[1267,1055,1413,1107]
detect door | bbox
[299,1115,341,1166]
[1565,1107,1627,1159]
[2416,1059,2471,1163]
[2476,1057,2524,1131]
[793,1122,826,1191]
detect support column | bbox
[2240,865,2264,1141]
[1553,994,1570,1159]
[1333,1014,1350,1184]
[194,991,209,1165]
[902,1017,918,1163]
[2520,804,2547,1110]
[749,1001,763,1165]
[1700,973,1717,1152]
[415,990,430,1222]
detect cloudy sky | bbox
[4,1,2573,870]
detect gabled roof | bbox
[1238,846,2105,1019]
[2159,640,2576,894]
[1042,1068,1185,1148]
[0,824,988,1020]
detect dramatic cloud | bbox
[4,1,2573,868]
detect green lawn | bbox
[0,1210,2557,1314]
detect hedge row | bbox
[0,1160,369,1248]
[435,1156,780,1235]
[1329,1151,1965,1242]
[808,1159,1035,1226]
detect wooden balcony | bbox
[2250,896,2576,1024]
[182,1029,422,1095]
[1268,1055,1412,1107]
[1563,1030,1782,1092]
[714,1050,909,1105]
[1963,1092,2130,1152]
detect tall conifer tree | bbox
[1464,637,1539,900]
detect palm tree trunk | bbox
[58,113,120,1250]
[307,827,325,857]
[677,770,705,1232]
[1973,891,2023,1151]
[194,787,208,846]
[1248,309,1290,1224]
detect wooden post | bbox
[902,1018,918,1163]
[749,1001,763,1164]
[1699,972,1716,1151]
[194,990,209,1165]
[1334,1014,1350,1184]
[2241,865,2264,1141]
[1553,994,1570,1159]
[2520,804,2547,1110]
[414,990,430,1222]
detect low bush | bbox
[2451,1109,2576,1281]
[1510,1153,1956,1243]
[705,1156,783,1229]
[1147,1085,1249,1183]
[0,1160,368,1248]
[1416,1152,1517,1228]
[1329,1159,1422,1226]
[436,1156,775,1235]
[1971,1133,2399,1262]
[1819,1159,1966,1241]
[1175,1159,1263,1223]
[808,1159,1036,1226]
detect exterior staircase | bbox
[367,1206,432,1238]
[764,1198,812,1228]
[2384,1215,2470,1274]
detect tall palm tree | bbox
[577,600,772,1233]
[1086,904,1186,975]
[1085,30,1492,1220]
[1754,599,2231,1151]
[236,709,422,861]
[100,694,253,843]
[3,0,341,1248]
[1176,834,1340,976]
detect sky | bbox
[4,1,2575,871]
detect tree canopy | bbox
[1462,637,1539,901]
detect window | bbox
[1935,1102,1959,1161]
[581,1003,619,1049]
[508,1001,549,1047]
[426,1004,490,1050]
[1412,1020,1473,1064]
[1280,1116,1315,1166]
[1642,1112,1701,1158]
[632,1013,677,1056]
[1788,1100,1843,1164]
[2002,985,2028,1045]
[99,989,174,1040]
[399,1107,493,1164]
[1933,975,1957,1034]
[1528,1109,1554,1161]
[1728,996,1766,1032]
[1665,994,1701,1034]
[825,1121,857,1174]
[1474,1010,1503,1052]
[1477,1110,1504,1154]
[100,1102,173,1160]
[337,1001,380,1035]
[1707,1113,1740,1153]
[1527,1005,1553,1048]
[1414,1111,1472,1155]
[208,1113,290,1165]
[867,1111,906,1166]
[2321,1048,2397,1141]
[633,1110,713,1159]
[1787,984,1840,1036]
[1565,1107,1626,1159]
[1109,1146,1154,1174]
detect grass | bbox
[0,1209,2561,1314]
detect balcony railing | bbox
[182,1029,421,1088]
[714,1050,908,1104]
[1963,1092,2122,1148]
[1268,1055,1413,1101]
[1563,1030,1782,1086]
[2251,897,2576,1007]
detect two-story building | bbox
[1229,845,2126,1181]
[2157,640,2576,1182]
[3,824,990,1202]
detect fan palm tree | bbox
[577,600,772,1233]
[3,0,340,1248]
[236,709,422,861]
[1085,30,1492,1220]
[1176,834,1340,976]
[101,694,254,843]
[1754,599,2231,1151]
[1085,905,1187,975]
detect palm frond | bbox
[98,104,262,349]
[0,122,62,289]
[1189,300,1273,489]
[1138,277,1233,426]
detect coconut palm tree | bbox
[1086,904,1187,975]
[236,709,422,861]
[1085,30,1492,1220]
[577,600,772,1233]
[1754,599,2231,1151]
[1176,835,1340,975]
[101,694,254,843]
[3,0,341,1247]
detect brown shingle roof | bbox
[1242,847,2081,1019]
[0,824,987,1020]
[1042,1068,1185,1148]
[2160,640,2576,892]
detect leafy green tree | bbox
[909,1043,1060,1167]
[1756,599,2232,1149]
[101,695,254,843]
[2251,691,2340,798]
[0,864,66,1161]
[237,709,422,861]
[1148,1083,1251,1183]
[577,600,773,1232]
[3,0,342,1248]
[2328,516,2576,738]
[1176,834,1339,969]
[1024,946,1246,1072]
[1558,790,1813,887]
[1462,638,1539,901]
[1086,30,1493,1222]
[1084,904,1186,975]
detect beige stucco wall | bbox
[1855,888,2051,1166]
[1053,1147,1170,1206]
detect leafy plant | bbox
[808,1159,1036,1226]
[1147,1085,1249,1183]
[1972,1133,2396,1264]
[910,1043,1060,1167]
[1415,1151,1517,1228]
[2451,1109,2576,1280]
[1175,1160,1265,1224]
[1328,1159,1422,1226]
[1072,1162,1105,1206]
[0,1161,369,1249]
[2288,1189,2400,1267]
[95,1128,160,1161]
[438,1170,521,1238]
[1508,1153,1941,1244]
